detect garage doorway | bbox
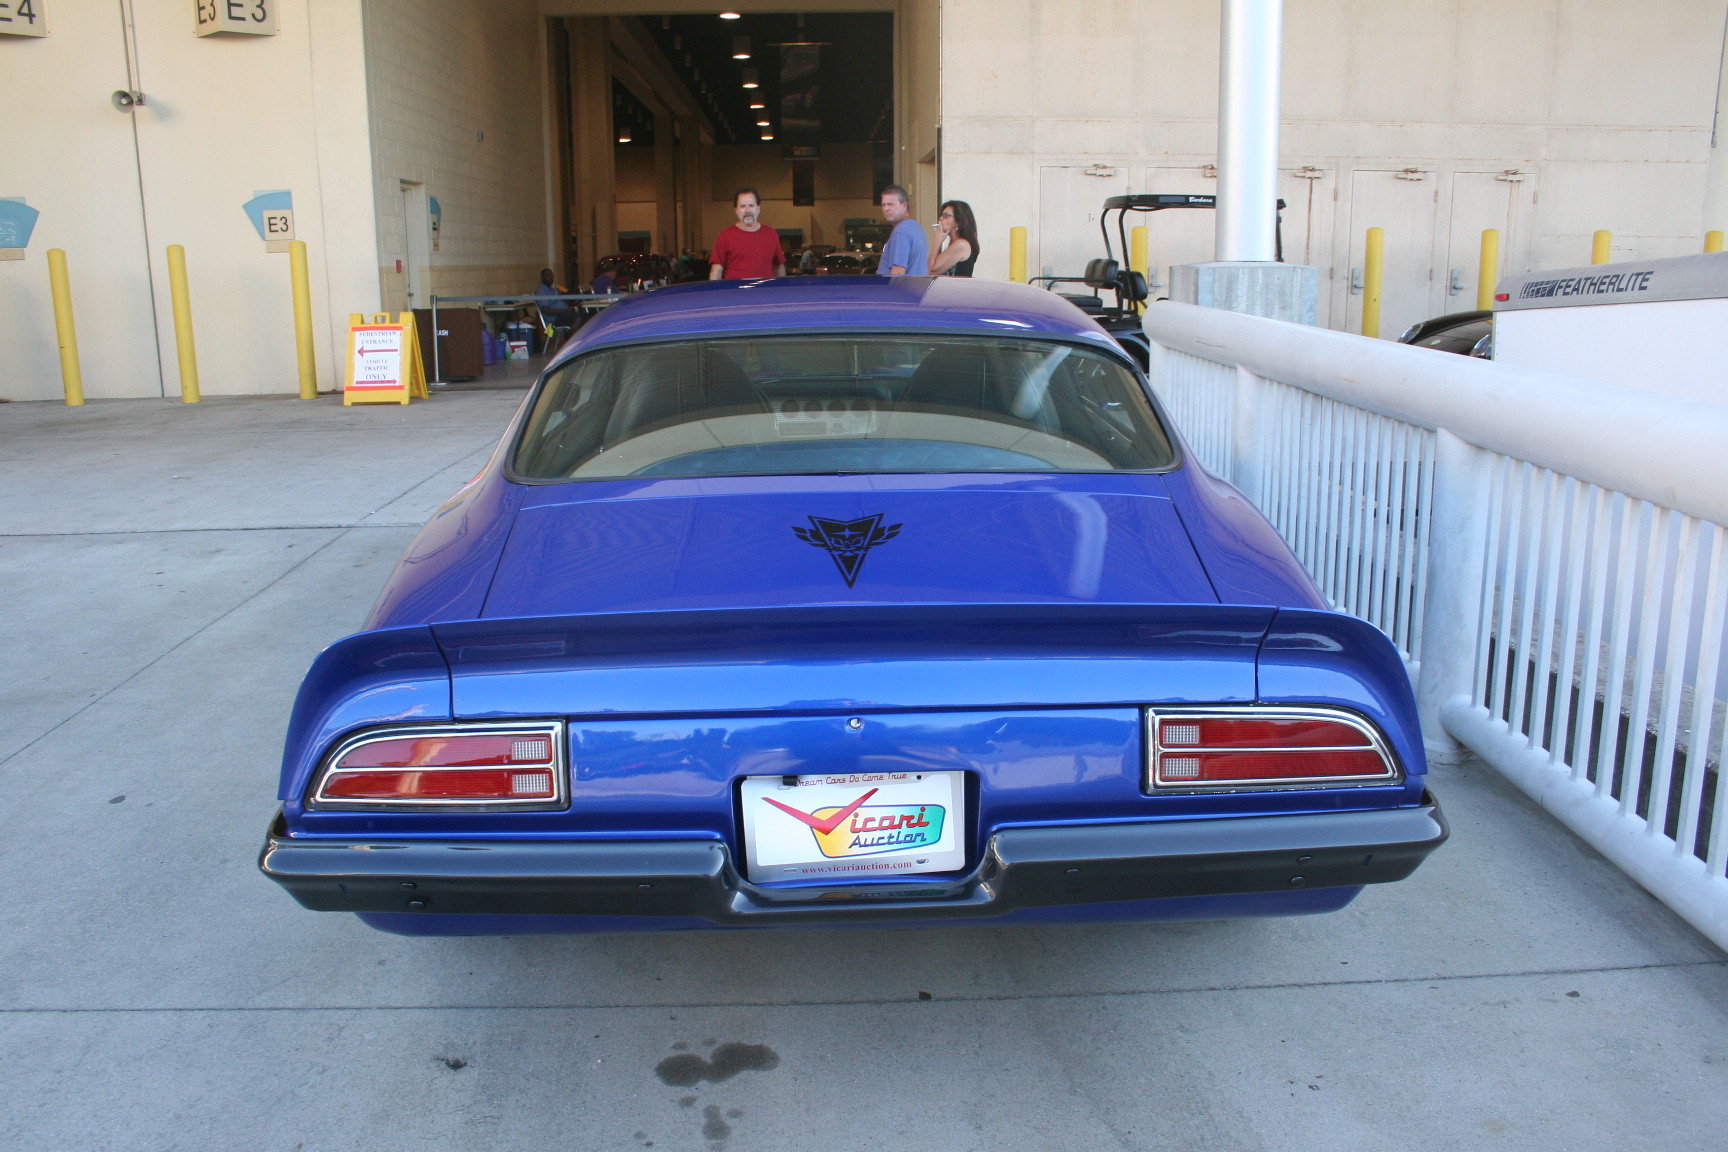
[547,9,901,289]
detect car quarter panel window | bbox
[513,336,1175,480]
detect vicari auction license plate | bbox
[740,771,966,883]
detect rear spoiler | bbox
[434,603,1277,719]
[278,603,1422,801]
[433,603,1421,772]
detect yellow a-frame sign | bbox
[344,312,430,405]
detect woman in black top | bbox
[930,200,979,277]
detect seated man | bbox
[533,268,578,352]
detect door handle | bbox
[1449,268,1465,295]
[1350,267,1364,295]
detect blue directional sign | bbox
[243,190,293,240]
[0,198,39,248]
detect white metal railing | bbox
[1145,301,1728,953]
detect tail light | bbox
[1147,708,1397,790]
[310,723,565,808]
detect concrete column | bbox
[654,111,677,256]
[678,114,703,252]
[1215,0,1282,262]
[1171,0,1318,323]
[567,17,616,282]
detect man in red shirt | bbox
[709,187,786,280]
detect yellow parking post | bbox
[1707,231,1724,254]
[1476,228,1500,312]
[46,248,84,406]
[1361,227,1384,339]
[1591,230,1612,265]
[1009,226,1028,284]
[167,245,200,403]
[1130,225,1149,282]
[290,240,317,399]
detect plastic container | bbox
[503,321,535,360]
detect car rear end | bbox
[260,603,1444,934]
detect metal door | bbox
[0,1,162,399]
[1035,163,1132,282]
[1278,166,1336,325]
[1342,169,1440,339]
[1442,170,1536,310]
[401,181,432,313]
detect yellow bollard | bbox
[1707,231,1724,254]
[1361,227,1384,339]
[166,245,200,403]
[289,240,317,399]
[47,248,85,406]
[1008,226,1028,284]
[1591,230,1612,265]
[1130,225,1149,282]
[1476,228,1500,312]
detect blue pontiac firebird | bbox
[260,276,1446,935]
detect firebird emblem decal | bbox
[792,514,901,587]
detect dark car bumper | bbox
[260,794,1446,927]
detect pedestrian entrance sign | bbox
[344,313,429,405]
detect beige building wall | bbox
[941,0,1726,334]
[363,0,552,309]
[0,0,377,401]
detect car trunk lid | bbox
[483,477,1218,618]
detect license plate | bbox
[740,770,966,883]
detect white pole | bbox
[1215,0,1283,262]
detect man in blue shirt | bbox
[876,184,928,276]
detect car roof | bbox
[557,275,1126,364]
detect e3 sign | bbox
[0,1,50,38]
[195,1,276,37]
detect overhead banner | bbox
[780,43,820,160]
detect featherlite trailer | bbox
[1492,253,1728,405]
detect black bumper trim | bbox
[260,795,1447,926]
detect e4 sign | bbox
[196,1,276,37]
[0,1,49,38]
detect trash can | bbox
[411,307,483,381]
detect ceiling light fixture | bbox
[749,102,764,110]
[719,11,741,19]
[618,134,631,143]
[732,35,751,59]
[756,119,770,126]
[740,67,758,89]
[760,134,774,141]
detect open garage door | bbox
[549,10,900,291]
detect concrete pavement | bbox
[1,391,1724,1151]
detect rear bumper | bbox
[260,794,1446,927]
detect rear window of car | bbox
[512,335,1176,480]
